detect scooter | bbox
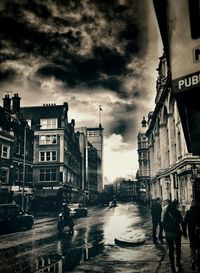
[57,211,74,234]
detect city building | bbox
[119,179,135,201]
[146,53,200,209]
[76,127,103,203]
[137,117,150,203]
[0,94,34,210]
[0,104,14,203]
[152,0,200,204]
[1,94,104,209]
[21,102,82,210]
[87,141,98,203]
[87,126,104,193]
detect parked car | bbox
[68,203,88,218]
[0,203,34,234]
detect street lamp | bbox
[22,123,40,211]
[22,123,27,211]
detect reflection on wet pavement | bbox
[0,203,154,273]
[0,242,106,273]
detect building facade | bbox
[0,94,34,210]
[21,103,82,210]
[150,0,200,206]
[87,141,98,203]
[137,117,150,202]
[76,127,102,203]
[1,94,104,210]
[87,126,104,193]
[0,105,14,203]
[146,54,200,209]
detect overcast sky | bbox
[0,0,162,183]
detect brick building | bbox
[21,103,82,210]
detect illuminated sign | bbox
[11,186,20,191]
[172,71,200,93]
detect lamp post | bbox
[21,123,40,211]
[22,124,27,211]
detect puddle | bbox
[1,242,105,273]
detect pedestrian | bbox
[151,197,163,244]
[161,199,171,223]
[163,200,185,273]
[183,200,200,273]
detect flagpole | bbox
[99,105,102,127]
[99,106,101,126]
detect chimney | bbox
[71,119,75,127]
[63,102,68,111]
[3,95,11,112]
[12,93,21,114]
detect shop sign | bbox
[166,0,200,93]
[11,186,20,191]
[172,71,200,93]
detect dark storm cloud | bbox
[110,118,133,139]
[0,0,153,147]
[108,101,138,141]
[37,46,126,92]
[0,69,17,82]
[0,0,148,93]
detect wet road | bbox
[0,203,166,273]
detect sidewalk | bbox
[114,233,191,273]
[156,238,191,273]
[71,237,191,273]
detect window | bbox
[39,151,57,162]
[40,118,57,129]
[39,135,57,145]
[177,131,182,157]
[141,142,147,148]
[0,168,9,183]
[15,168,23,183]
[143,160,148,167]
[87,130,100,136]
[173,173,178,189]
[188,0,200,39]
[1,144,10,159]
[39,169,57,182]
[15,137,21,154]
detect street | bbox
[0,203,190,273]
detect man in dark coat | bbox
[183,201,200,272]
[151,197,163,244]
[163,200,185,273]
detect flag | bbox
[99,105,103,111]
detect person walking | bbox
[163,200,185,273]
[161,199,171,223]
[151,197,163,244]
[183,201,200,273]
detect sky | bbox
[0,0,162,184]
